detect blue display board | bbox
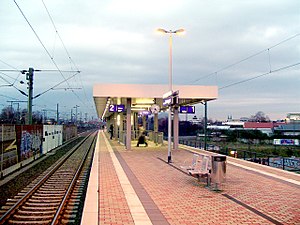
[179,106,195,114]
[163,97,172,107]
[109,104,125,112]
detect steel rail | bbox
[0,133,92,224]
[51,131,97,224]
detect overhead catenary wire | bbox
[191,32,300,84]
[34,72,80,98]
[219,61,300,90]
[13,0,87,107]
[0,72,16,84]
[14,1,70,84]
[0,72,28,97]
[42,0,95,112]
[41,0,95,112]
[41,0,79,71]
[0,59,23,85]
[0,94,21,101]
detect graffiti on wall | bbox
[16,125,43,161]
[0,125,18,170]
[20,130,42,160]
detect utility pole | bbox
[27,68,34,125]
[56,103,59,124]
[204,101,208,150]
[42,109,47,124]
[71,108,73,123]
[21,68,34,125]
[6,101,27,124]
[74,105,79,125]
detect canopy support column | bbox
[126,98,132,150]
[173,107,179,150]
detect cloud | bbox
[1,0,299,121]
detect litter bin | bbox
[157,132,163,145]
[211,155,226,190]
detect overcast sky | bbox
[0,0,299,121]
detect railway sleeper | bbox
[52,178,73,181]
[28,198,61,203]
[75,183,85,188]
[64,209,79,214]
[0,211,6,217]
[66,205,79,210]
[71,190,83,195]
[44,182,71,186]
[61,218,76,224]
[38,188,66,192]
[17,192,27,196]
[51,174,74,178]
[4,198,20,204]
[20,187,33,192]
[1,204,16,210]
[67,202,80,209]
[13,214,54,221]
[30,197,63,201]
[67,198,81,203]
[62,213,77,219]
[43,184,70,189]
[12,214,54,220]
[8,219,52,224]
[21,205,57,211]
[56,173,75,177]
[76,183,86,188]
[64,207,79,214]
[36,190,66,195]
[16,209,56,215]
[33,193,65,197]
[68,196,82,201]
[40,184,67,188]
[24,202,60,207]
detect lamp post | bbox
[157,28,185,163]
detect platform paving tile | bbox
[107,140,300,225]
[99,138,134,225]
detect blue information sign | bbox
[109,104,125,112]
[179,106,195,114]
[163,97,172,107]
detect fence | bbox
[179,137,300,172]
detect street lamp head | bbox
[156,28,185,35]
[174,28,185,35]
[156,28,167,34]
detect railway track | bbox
[0,131,97,225]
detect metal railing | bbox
[179,137,300,172]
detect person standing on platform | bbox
[109,124,114,139]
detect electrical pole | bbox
[25,68,34,125]
[42,109,47,124]
[56,103,59,124]
[6,101,27,124]
[204,101,208,150]
[71,108,73,123]
[74,105,79,125]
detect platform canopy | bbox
[93,83,218,119]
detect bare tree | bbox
[250,111,270,122]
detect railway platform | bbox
[81,130,300,225]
